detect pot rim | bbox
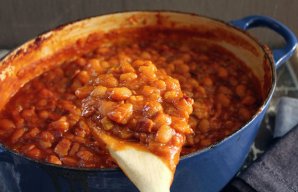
[0,10,276,172]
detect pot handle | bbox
[230,15,297,68]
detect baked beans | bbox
[0,27,261,168]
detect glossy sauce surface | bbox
[0,27,261,168]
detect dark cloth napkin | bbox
[226,97,298,192]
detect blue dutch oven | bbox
[0,11,297,192]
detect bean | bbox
[142,86,160,96]
[96,47,110,54]
[38,110,49,119]
[153,113,172,129]
[171,117,193,134]
[89,59,104,73]
[196,86,207,97]
[132,59,147,67]
[106,87,132,101]
[10,128,26,144]
[119,62,134,73]
[77,150,93,161]
[242,95,256,105]
[198,119,210,133]
[90,85,107,98]
[77,71,90,84]
[236,84,246,97]
[60,97,75,109]
[149,93,162,101]
[135,118,154,133]
[230,77,238,86]
[107,103,133,124]
[78,120,90,134]
[26,127,40,138]
[141,51,151,59]
[128,96,144,111]
[155,125,173,143]
[172,59,184,67]
[171,134,185,147]
[71,80,83,91]
[98,74,119,87]
[77,58,87,66]
[139,63,157,79]
[217,67,228,78]
[61,157,78,166]
[218,86,232,95]
[164,77,180,91]
[73,136,86,144]
[174,97,194,116]
[184,79,196,89]
[164,106,177,116]
[40,88,54,98]
[119,128,133,139]
[179,63,190,74]
[239,108,251,121]
[100,61,110,69]
[32,80,44,90]
[148,142,171,156]
[54,138,71,157]
[98,101,117,116]
[217,93,230,107]
[166,64,175,73]
[15,118,25,129]
[67,109,81,126]
[39,141,52,149]
[37,99,47,108]
[203,77,213,86]
[64,133,74,140]
[193,102,208,119]
[47,155,62,165]
[75,86,93,99]
[21,144,36,154]
[200,138,212,147]
[129,95,144,102]
[0,119,16,130]
[49,116,70,132]
[26,147,42,159]
[186,135,195,146]
[101,117,114,131]
[120,72,138,82]
[189,116,198,129]
[164,91,179,101]
[39,131,55,142]
[182,53,191,62]
[152,80,166,91]
[69,142,80,156]
[119,53,132,64]
[21,108,36,120]
[142,101,162,117]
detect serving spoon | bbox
[87,119,173,192]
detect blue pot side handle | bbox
[230,15,297,68]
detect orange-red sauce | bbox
[0,27,262,168]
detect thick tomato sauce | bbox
[0,27,261,168]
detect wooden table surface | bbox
[0,0,297,48]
